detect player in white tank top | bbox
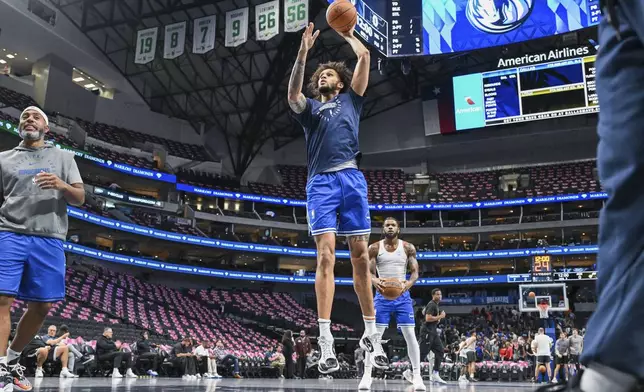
[359,217,427,391]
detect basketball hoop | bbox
[538,303,550,319]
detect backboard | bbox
[518,283,568,313]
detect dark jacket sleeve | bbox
[96,336,117,355]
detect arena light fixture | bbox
[6,54,14,59]
[84,83,95,88]
[0,59,5,64]
[73,77,85,82]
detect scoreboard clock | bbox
[532,254,554,282]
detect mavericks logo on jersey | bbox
[316,97,342,121]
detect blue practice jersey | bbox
[292,89,365,179]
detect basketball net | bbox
[538,303,550,319]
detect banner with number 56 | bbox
[284,0,308,32]
[225,7,249,47]
[255,0,279,41]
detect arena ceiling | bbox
[49,0,597,177]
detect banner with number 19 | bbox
[225,7,249,47]
[135,27,158,64]
[284,0,308,32]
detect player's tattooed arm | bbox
[368,243,383,292]
[404,242,419,292]
[288,23,318,113]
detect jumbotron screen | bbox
[327,0,601,57]
[452,47,599,131]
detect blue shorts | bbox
[0,232,66,302]
[374,291,415,328]
[306,168,371,237]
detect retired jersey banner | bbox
[255,0,279,40]
[135,27,158,64]
[193,15,217,54]
[225,7,249,47]
[284,0,308,32]
[163,22,186,59]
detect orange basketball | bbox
[326,0,357,33]
[528,291,536,299]
[539,365,546,374]
[380,278,404,300]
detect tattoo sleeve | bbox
[288,56,307,114]
[368,243,378,276]
[405,242,419,288]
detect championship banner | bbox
[255,0,279,41]
[225,7,249,47]
[284,0,308,32]
[193,15,217,54]
[163,22,186,59]
[135,27,158,64]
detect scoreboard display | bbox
[452,51,599,131]
[326,0,601,58]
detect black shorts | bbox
[569,354,580,364]
[556,355,568,366]
[537,355,551,365]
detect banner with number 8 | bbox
[225,7,249,47]
[163,21,186,59]
[135,27,158,64]
[284,0,308,32]
[255,0,279,41]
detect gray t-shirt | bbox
[556,338,570,356]
[569,335,583,355]
[0,143,82,240]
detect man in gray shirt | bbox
[569,328,584,372]
[554,331,571,384]
[0,106,84,392]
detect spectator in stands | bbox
[281,330,295,379]
[171,337,198,380]
[269,345,286,378]
[194,340,221,379]
[34,325,74,378]
[134,331,160,377]
[96,327,137,378]
[295,330,311,379]
[213,340,242,379]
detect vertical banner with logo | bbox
[163,22,186,59]
[193,15,217,54]
[255,0,279,41]
[284,0,308,32]
[225,7,249,47]
[135,27,158,64]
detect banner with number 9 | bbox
[284,0,308,32]
[225,7,249,47]
[255,0,280,41]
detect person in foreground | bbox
[536,1,644,391]
[0,107,84,392]
[288,22,387,374]
[359,218,425,391]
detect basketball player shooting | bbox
[287,22,387,374]
[359,217,425,391]
[0,107,84,392]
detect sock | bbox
[0,356,6,365]
[363,316,376,336]
[580,363,636,392]
[401,326,421,376]
[7,348,21,363]
[318,318,332,340]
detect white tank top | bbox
[376,240,408,281]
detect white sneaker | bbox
[359,333,388,370]
[182,375,189,380]
[212,374,222,379]
[358,374,372,390]
[402,369,413,383]
[412,374,427,391]
[125,369,138,378]
[458,374,469,383]
[35,368,44,378]
[430,372,447,384]
[196,374,202,379]
[317,335,339,374]
[112,369,123,378]
[59,368,75,378]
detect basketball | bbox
[529,291,536,299]
[326,0,357,33]
[380,278,404,300]
[539,365,546,374]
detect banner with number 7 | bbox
[284,0,308,32]
[193,15,217,54]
